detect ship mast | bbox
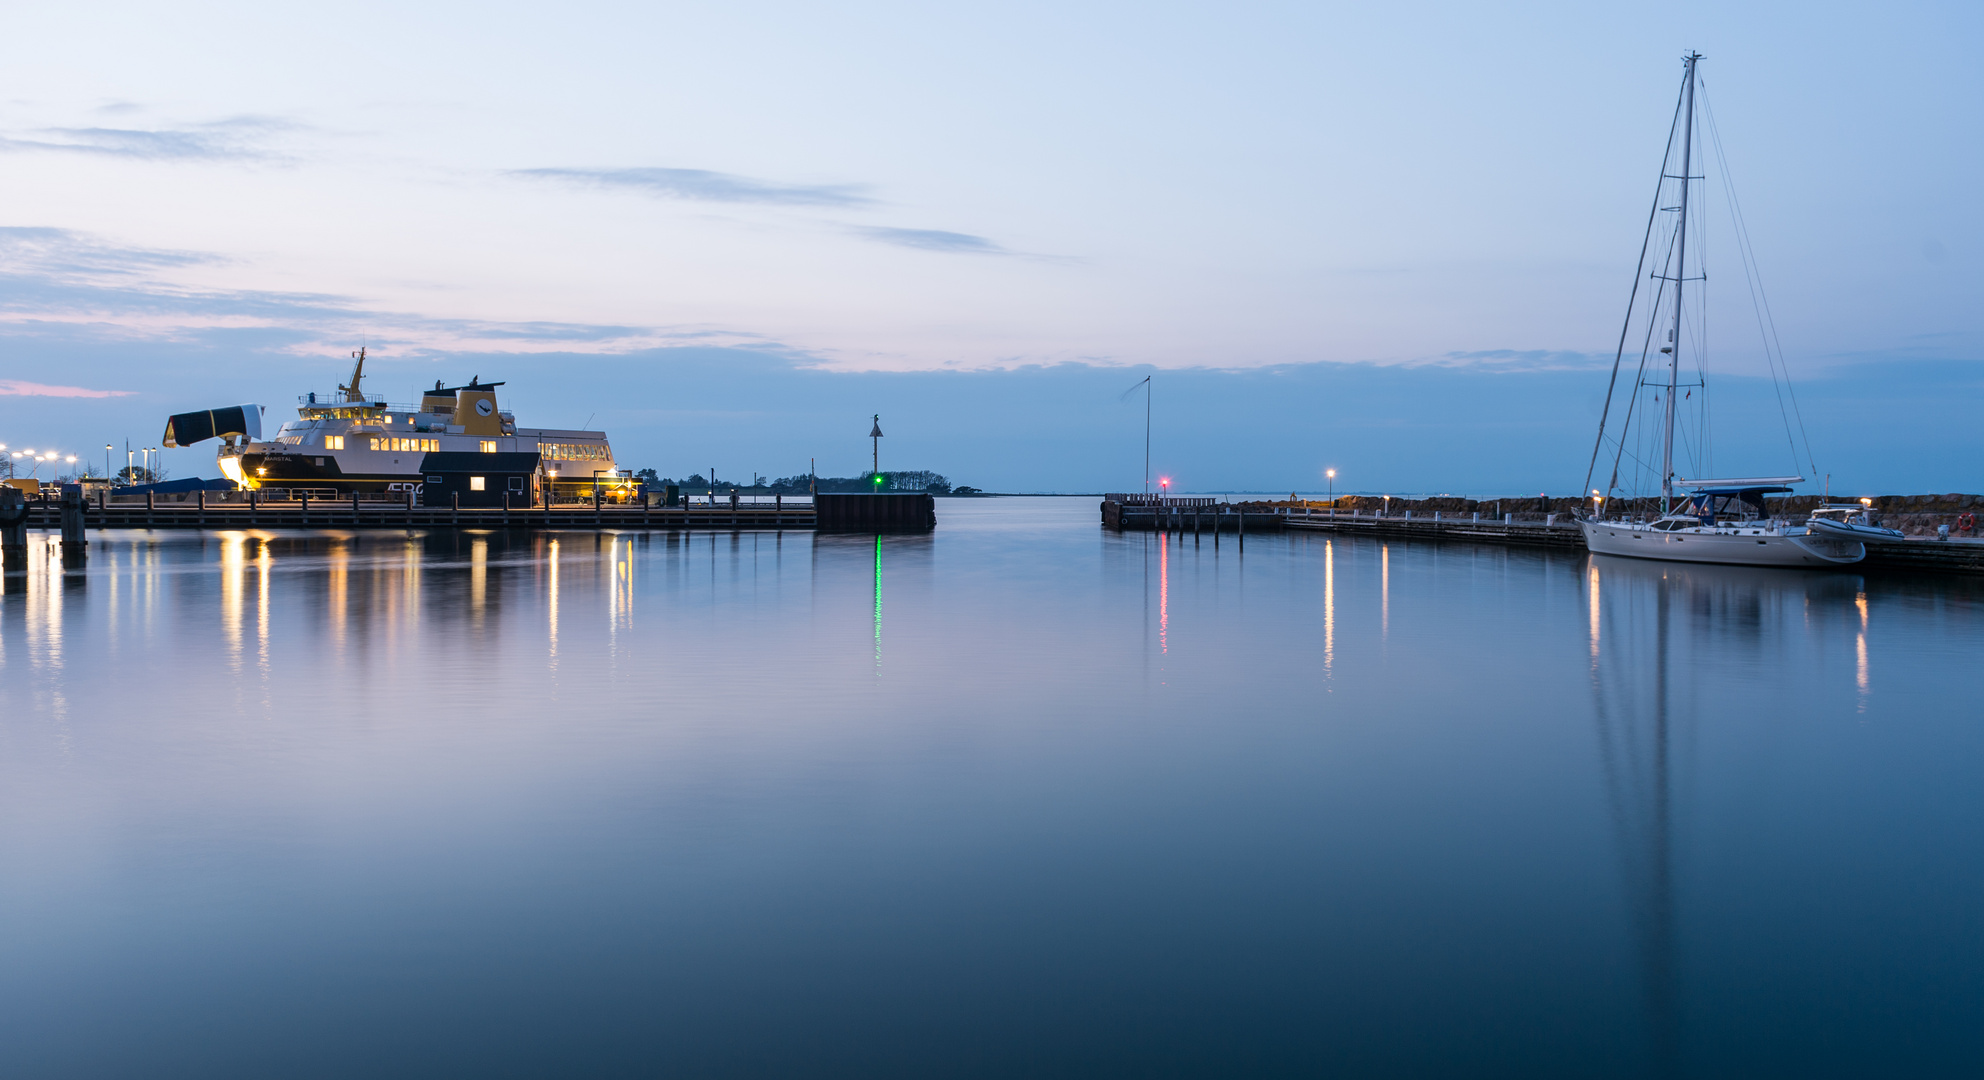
[1661,53,1701,514]
[340,347,368,403]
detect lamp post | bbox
[1591,489,1603,519]
[105,444,112,482]
[1326,469,1335,505]
[869,415,883,484]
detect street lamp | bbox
[1591,488,1603,518]
[1326,469,1335,505]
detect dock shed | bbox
[419,451,541,508]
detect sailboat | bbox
[1578,54,1863,568]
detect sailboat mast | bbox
[1661,53,1701,513]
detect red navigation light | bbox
[1160,477,1170,489]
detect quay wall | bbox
[1251,493,1984,539]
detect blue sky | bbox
[0,1,1978,493]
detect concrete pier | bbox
[23,492,819,532]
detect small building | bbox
[419,451,542,508]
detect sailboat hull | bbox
[1580,520,1864,567]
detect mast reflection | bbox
[1586,554,1681,1073]
[1586,555,1867,1073]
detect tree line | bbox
[633,468,965,494]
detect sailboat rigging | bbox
[1578,53,1865,568]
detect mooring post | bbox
[146,490,155,527]
[352,490,360,525]
[301,493,310,525]
[504,490,512,527]
[452,491,460,527]
[60,486,87,569]
[249,488,258,525]
[406,487,414,523]
[197,488,206,527]
[0,486,28,575]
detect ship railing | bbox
[295,395,425,412]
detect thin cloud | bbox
[854,226,1006,255]
[0,117,295,161]
[0,380,134,398]
[0,227,218,279]
[511,167,873,207]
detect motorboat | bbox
[1804,504,1905,541]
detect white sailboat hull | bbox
[1580,519,1864,567]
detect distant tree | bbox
[868,470,949,493]
[634,467,660,485]
[118,466,157,485]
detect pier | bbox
[1102,494,1984,574]
[3,490,938,577]
[20,490,815,531]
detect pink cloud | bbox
[0,380,135,398]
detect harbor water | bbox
[1,497,1980,1077]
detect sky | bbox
[0,1,1979,494]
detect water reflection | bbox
[1585,555,1874,1072]
[1322,539,1334,680]
[3,510,1981,1077]
[874,534,883,675]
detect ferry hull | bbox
[1580,520,1864,567]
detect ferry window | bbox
[470,477,486,492]
[324,435,344,450]
[480,440,498,453]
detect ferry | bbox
[163,349,630,505]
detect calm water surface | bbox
[2,497,1981,1078]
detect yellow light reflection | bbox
[1588,559,1602,665]
[328,540,348,646]
[1855,591,1869,709]
[547,537,560,663]
[221,534,245,670]
[1381,543,1390,641]
[471,537,488,621]
[256,539,272,671]
[1323,539,1334,681]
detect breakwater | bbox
[1100,493,1984,573]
